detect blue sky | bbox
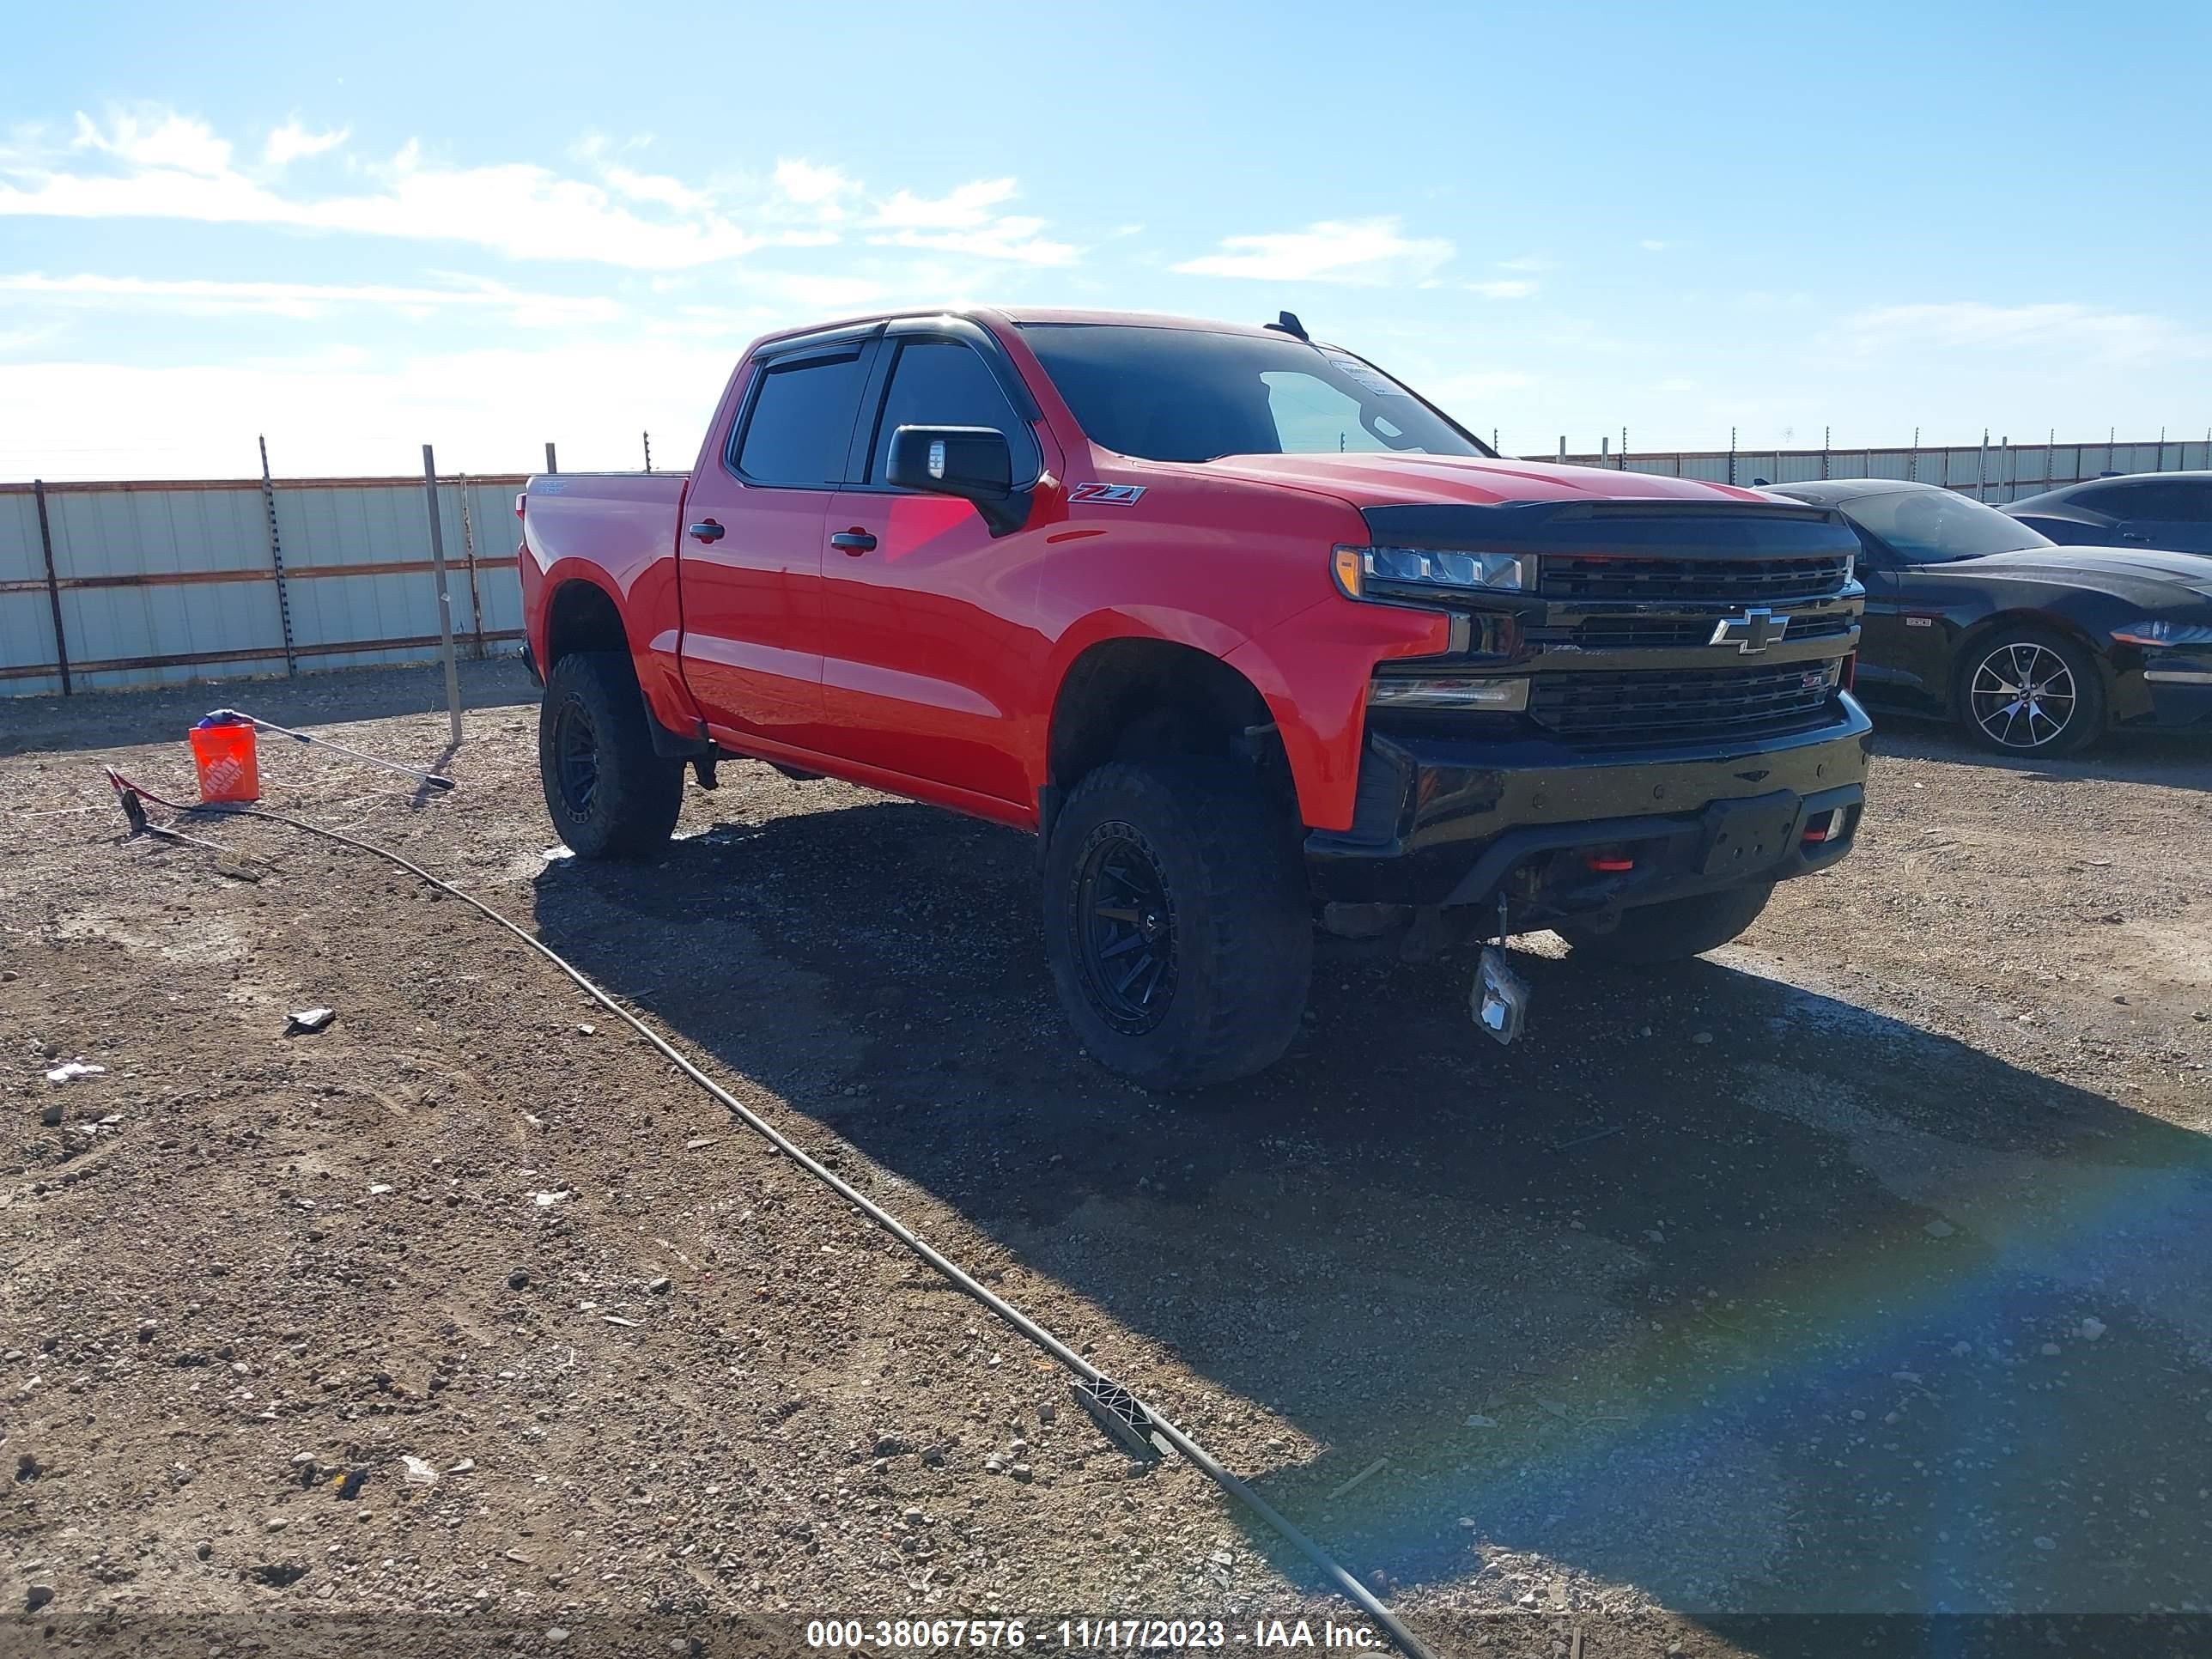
[3,0,2208,479]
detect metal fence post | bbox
[456,474,487,661]
[1728,428,1737,487]
[421,444,464,747]
[258,435,298,676]
[32,479,71,696]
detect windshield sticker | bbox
[1068,483,1146,506]
[1330,359,1411,398]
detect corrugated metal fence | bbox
[6,434,2209,697]
[1546,437,2212,500]
[2,474,528,698]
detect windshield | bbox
[1840,489,2054,562]
[1019,322,1485,464]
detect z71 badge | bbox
[1067,482,1146,506]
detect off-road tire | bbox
[1043,758,1312,1088]
[1954,624,2106,757]
[1555,880,1775,966]
[538,650,684,859]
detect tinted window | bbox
[1839,489,2051,563]
[2075,480,2212,520]
[1020,323,1483,464]
[868,340,1028,483]
[734,349,868,484]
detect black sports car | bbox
[1767,479,2212,755]
[2002,471,2212,559]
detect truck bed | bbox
[524,471,690,577]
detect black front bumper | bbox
[1306,696,1875,915]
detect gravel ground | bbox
[3,660,2208,1659]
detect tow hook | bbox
[1473,893,1530,1045]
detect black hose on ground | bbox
[102,770,1440,1659]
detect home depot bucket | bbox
[188,716,260,803]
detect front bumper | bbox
[2137,659,2212,727]
[1306,695,1875,915]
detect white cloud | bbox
[1838,301,2211,363]
[1173,217,1454,284]
[860,177,1076,265]
[0,270,620,326]
[1638,239,1668,252]
[871,178,1017,230]
[3,111,1079,274]
[867,218,1078,267]
[1466,279,1537,300]
[264,119,348,167]
[72,108,230,176]
[1497,254,1553,272]
[6,112,770,268]
[598,162,711,216]
[774,158,856,213]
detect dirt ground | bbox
[3,660,2209,1659]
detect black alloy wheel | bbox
[553,696,601,818]
[1956,628,2105,757]
[1071,823,1179,1034]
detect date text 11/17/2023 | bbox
[802,1619,1387,1650]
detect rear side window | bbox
[2076,480,2212,520]
[734,349,868,484]
[867,340,1028,483]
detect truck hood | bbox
[1187,452,1769,508]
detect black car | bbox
[2003,471,2212,558]
[1767,479,2212,755]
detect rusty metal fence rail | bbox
[1,472,530,698]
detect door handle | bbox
[688,520,725,544]
[830,529,878,555]
[2120,531,2150,543]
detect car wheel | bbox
[538,650,685,858]
[1957,627,2106,757]
[1043,758,1312,1088]
[1555,881,1774,966]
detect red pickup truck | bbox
[519,307,1871,1085]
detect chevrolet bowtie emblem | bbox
[1711,606,1791,653]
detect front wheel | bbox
[1042,759,1312,1088]
[1957,627,2105,757]
[1554,881,1774,967]
[538,650,684,859]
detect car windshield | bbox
[1018,322,1485,464]
[1839,489,2054,562]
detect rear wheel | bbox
[1043,759,1311,1088]
[1555,881,1774,966]
[538,650,684,859]
[1957,627,2105,757]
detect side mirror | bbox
[886,424,1031,536]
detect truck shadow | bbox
[532,791,2212,1629]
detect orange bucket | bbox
[188,718,260,803]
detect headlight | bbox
[2112,618,2212,648]
[1333,544,1532,601]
